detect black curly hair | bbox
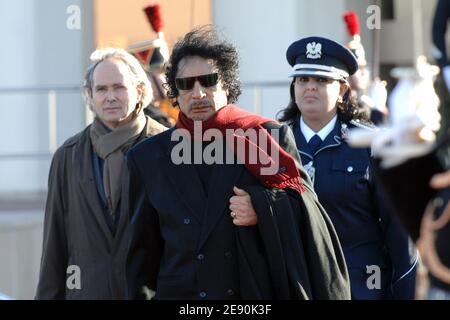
[277,78,369,124]
[164,25,242,106]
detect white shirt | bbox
[300,115,337,143]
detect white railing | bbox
[0,86,82,161]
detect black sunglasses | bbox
[175,73,219,90]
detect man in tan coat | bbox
[36,48,166,299]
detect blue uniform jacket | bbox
[290,118,418,300]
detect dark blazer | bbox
[290,118,417,300]
[35,117,166,300]
[373,137,450,293]
[126,122,351,300]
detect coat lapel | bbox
[113,169,130,250]
[75,128,114,244]
[110,118,166,250]
[162,138,207,223]
[161,130,244,249]
[293,118,342,159]
[314,120,342,155]
[291,121,315,166]
[197,157,244,251]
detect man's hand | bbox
[229,186,258,226]
[430,169,450,189]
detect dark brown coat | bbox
[36,117,165,299]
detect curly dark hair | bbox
[164,25,242,106]
[277,79,369,124]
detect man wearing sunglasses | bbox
[125,26,350,300]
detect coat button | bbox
[197,254,205,261]
[347,166,353,173]
[225,251,232,258]
[227,289,235,296]
[199,291,207,298]
[183,218,191,225]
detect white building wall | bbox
[0,212,43,299]
[212,0,347,119]
[0,0,95,299]
[380,0,437,65]
[0,0,95,196]
[213,0,441,119]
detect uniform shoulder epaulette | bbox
[349,119,378,131]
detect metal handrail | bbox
[0,152,53,160]
[243,80,290,88]
[0,82,288,160]
[0,86,81,94]
[0,86,83,160]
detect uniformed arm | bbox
[432,0,450,92]
[126,151,163,300]
[432,0,450,68]
[35,148,69,299]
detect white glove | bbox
[443,65,450,93]
[347,115,437,169]
[348,57,441,169]
[367,78,388,113]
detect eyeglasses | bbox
[175,73,219,90]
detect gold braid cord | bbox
[417,199,450,284]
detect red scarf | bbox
[176,104,304,195]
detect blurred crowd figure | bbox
[343,11,388,125]
[346,0,450,299]
[372,131,450,300]
[128,4,178,128]
[432,0,450,161]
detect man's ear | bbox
[85,88,94,111]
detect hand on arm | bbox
[430,169,450,189]
[229,186,258,226]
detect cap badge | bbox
[306,42,322,59]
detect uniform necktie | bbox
[308,134,322,155]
